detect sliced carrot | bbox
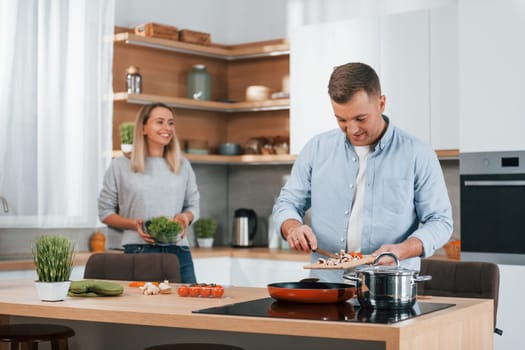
[128,281,145,287]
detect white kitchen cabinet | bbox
[230,257,308,287]
[194,256,308,287]
[459,0,525,152]
[0,265,85,281]
[193,256,232,286]
[494,264,525,349]
[291,5,460,154]
[290,18,380,154]
[430,3,459,150]
[380,9,430,144]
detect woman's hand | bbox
[136,219,155,244]
[173,212,192,239]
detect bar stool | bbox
[0,324,75,350]
[145,344,245,350]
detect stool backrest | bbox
[84,253,181,283]
[420,258,500,332]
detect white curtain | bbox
[0,0,114,227]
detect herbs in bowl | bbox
[144,216,182,244]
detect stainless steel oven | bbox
[460,151,525,265]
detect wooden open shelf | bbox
[112,150,296,165]
[112,30,290,153]
[111,149,455,165]
[114,92,289,112]
[114,32,290,60]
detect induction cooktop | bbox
[193,298,455,324]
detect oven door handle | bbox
[464,180,525,186]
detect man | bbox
[272,62,452,281]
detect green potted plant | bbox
[119,122,134,154]
[32,235,76,301]
[194,218,217,248]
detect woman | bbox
[98,102,200,283]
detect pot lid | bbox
[354,264,417,275]
[354,252,418,275]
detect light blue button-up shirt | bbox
[272,116,453,281]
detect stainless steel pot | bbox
[344,252,431,310]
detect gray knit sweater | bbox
[98,156,200,246]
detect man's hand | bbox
[282,219,317,252]
[372,237,423,265]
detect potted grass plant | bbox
[194,218,217,248]
[32,235,76,301]
[119,122,134,154]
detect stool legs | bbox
[0,324,74,350]
[51,338,69,350]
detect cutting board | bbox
[304,255,375,270]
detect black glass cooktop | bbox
[193,298,455,324]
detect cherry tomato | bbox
[212,285,224,298]
[177,285,189,297]
[200,285,212,298]
[189,284,201,297]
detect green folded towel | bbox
[68,279,123,297]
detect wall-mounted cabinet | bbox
[112,31,292,165]
[290,5,459,157]
[459,0,525,152]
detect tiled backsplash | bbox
[196,159,460,247]
[193,163,292,247]
[0,159,459,255]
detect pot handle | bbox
[342,274,361,286]
[373,252,400,267]
[413,275,432,283]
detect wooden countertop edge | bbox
[0,248,456,272]
[0,278,491,342]
[0,248,310,271]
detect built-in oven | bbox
[460,151,525,265]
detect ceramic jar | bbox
[90,231,106,252]
[187,64,211,100]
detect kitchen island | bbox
[0,279,493,350]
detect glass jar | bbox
[126,65,142,94]
[187,64,211,100]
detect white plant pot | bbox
[35,281,71,301]
[197,238,214,248]
[121,144,133,153]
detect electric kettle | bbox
[232,208,258,247]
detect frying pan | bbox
[267,282,356,303]
[268,300,356,320]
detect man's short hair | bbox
[328,62,381,103]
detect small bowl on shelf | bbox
[218,143,242,155]
[246,85,272,101]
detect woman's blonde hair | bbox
[130,102,182,173]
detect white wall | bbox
[114,0,288,44]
